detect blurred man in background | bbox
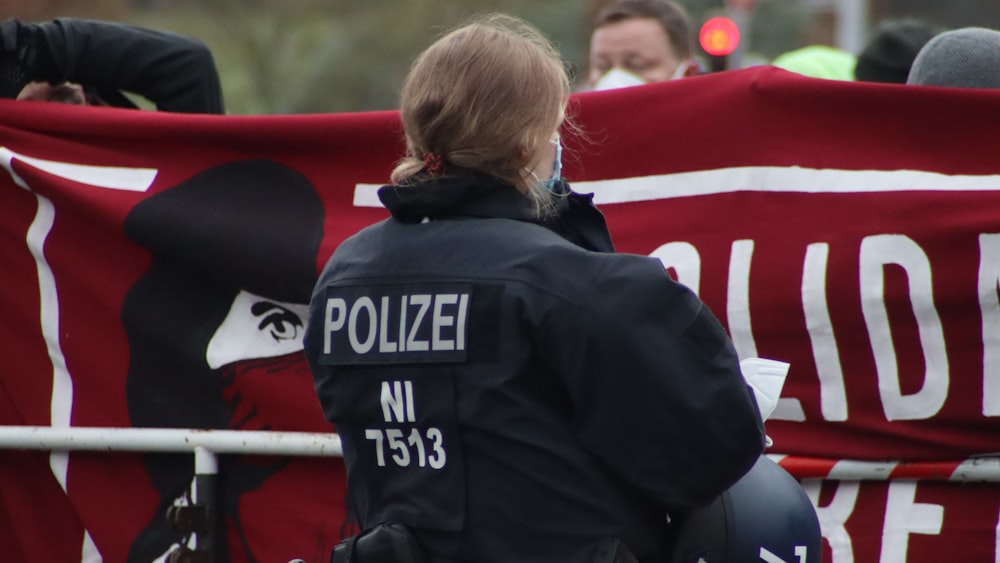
[0,17,223,113]
[586,0,699,91]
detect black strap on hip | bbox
[330,523,426,563]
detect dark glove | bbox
[0,18,62,98]
[0,18,23,54]
[0,18,36,98]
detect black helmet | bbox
[670,456,821,563]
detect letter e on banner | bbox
[803,479,859,563]
[880,482,943,563]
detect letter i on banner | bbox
[729,239,804,420]
[979,234,1000,416]
[727,239,757,359]
[995,506,1000,563]
[802,242,848,422]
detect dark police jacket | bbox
[304,173,765,563]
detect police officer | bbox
[304,13,765,563]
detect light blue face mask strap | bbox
[547,178,570,196]
[543,140,564,193]
[552,140,563,180]
[528,138,565,193]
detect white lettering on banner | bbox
[656,239,806,421]
[995,508,1000,563]
[651,241,701,294]
[801,478,999,563]
[355,176,1000,421]
[729,239,758,359]
[322,293,470,356]
[860,235,948,421]
[354,168,1000,209]
[1,147,158,192]
[979,234,1000,417]
[650,233,1000,423]
[1,149,156,563]
[803,479,858,563]
[802,243,848,422]
[880,481,943,563]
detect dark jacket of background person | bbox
[304,170,766,563]
[0,17,224,113]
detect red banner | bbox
[2,67,1000,562]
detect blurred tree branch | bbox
[131,0,588,114]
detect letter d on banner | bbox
[860,235,948,421]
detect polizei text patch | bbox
[317,282,472,365]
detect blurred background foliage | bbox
[136,0,604,115]
[3,0,999,114]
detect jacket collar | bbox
[378,172,538,223]
[377,172,615,253]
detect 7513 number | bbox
[364,427,446,469]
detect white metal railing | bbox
[0,425,342,456]
[0,425,343,561]
[2,426,1000,482]
[2,425,999,561]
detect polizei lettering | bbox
[318,282,472,365]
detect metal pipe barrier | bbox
[0,426,342,563]
[0,426,342,456]
[3,426,1000,561]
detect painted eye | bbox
[251,301,304,342]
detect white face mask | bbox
[593,68,647,91]
[592,61,692,91]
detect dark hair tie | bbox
[422,152,446,175]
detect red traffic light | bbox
[700,16,740,56]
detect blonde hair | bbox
[392,14,571,213]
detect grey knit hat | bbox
[907,27,1000,88]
